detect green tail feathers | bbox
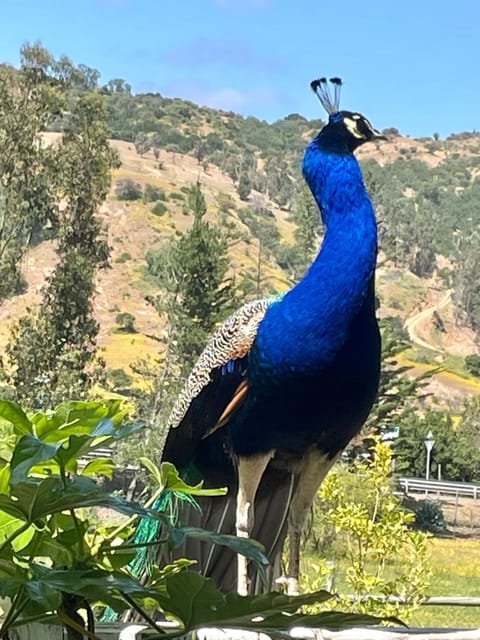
[101,489,199,622]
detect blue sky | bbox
[1,0,479,137]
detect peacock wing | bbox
[159,297,276,466]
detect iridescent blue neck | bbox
[253,144,377,373]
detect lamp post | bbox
[424,430,435,480]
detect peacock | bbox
[157,78,385,596]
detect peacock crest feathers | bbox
[309,77,385,152]
[310,77,342,114]
[167,296,278,431]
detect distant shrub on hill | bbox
[115,178,142,201]
[144,184,166,202]
[151,202,167,216]
[465,354,480,377]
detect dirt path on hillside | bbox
[402,290,480,401]
[404,290,452,351]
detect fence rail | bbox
[398,476,480,501]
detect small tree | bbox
[134,131,152,156]
[150,181,236,375]
[237,172,252,201]
[116,312,137,333]
[115,178,142,201]
[306,440,431,621]
[0,48,61,301]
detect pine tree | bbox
[132,182,238,451]
[150,181,236,375]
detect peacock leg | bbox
[236,451,274,595]
[287,448,338,595]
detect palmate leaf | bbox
[0,511,35,552]
[153,572,390,638]
[30,400,130,441]
[10,435,62,484]
[0,476,167,523]
[0,400,32,436]
[176,527,268,570]
[141,459,227,497]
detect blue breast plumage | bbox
[158,78,385,594]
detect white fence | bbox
[398,476,480,501]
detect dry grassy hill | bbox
[1,129,479,404]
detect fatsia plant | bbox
[0,400,390,638]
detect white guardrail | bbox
[399,476,480,501]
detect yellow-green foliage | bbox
[303,440,431,621]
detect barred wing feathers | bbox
[161,297,275,465]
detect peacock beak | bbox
[371,129,388,142]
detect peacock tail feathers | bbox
[101,488,199,622]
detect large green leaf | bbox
[10,435,62,484]
[7,476,166,523]
[81,457,115,478]
[20,530,75,567]
[0,511,34,552]
[0,401,31,435]
[176,527,268,570]
[31,400,128,441]
[155,572,390,637]
[30,564,156,601]
[154,461,227,496]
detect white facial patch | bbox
[343,117,365,139]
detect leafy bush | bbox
[465,354,480,377]
[411,499,447,534]
[238,206,280,253]
[308,439,431,621]
[143,183,166,202]
[151,201,168,216]
[0,399,297,638]
[115,178,142,201]
[108,367,133,389]
[115,311,136,333]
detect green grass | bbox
[303,536,480,628]
[411,538,480,627]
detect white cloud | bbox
[164,79,280,114]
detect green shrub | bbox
[144,183,166,202]
[107,367,133,388]
[465,354,480,377]
[411,499,446,533]
[115,178,142,201]
[115,312,136,333]
[151,201,168,216]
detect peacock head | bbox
[311,77,386,153]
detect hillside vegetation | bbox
[0,44,479,412]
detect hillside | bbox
[0,111,479,405]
